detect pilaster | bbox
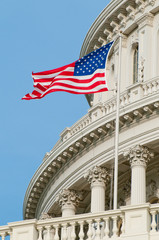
[137,13,154,81]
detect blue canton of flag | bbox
[74,41,114,76]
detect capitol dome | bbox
[1,0,159,239]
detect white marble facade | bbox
[1,0,159,239]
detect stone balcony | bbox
[1,203,159,240]
[24,76,159,220]
[58,76,159,145]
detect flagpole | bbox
[113,33,122,210]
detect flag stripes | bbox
[22,41,113,100]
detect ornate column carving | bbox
[84,166,110,213]
[124,145,154,205]
[56,189,82,217]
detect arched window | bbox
[133,45,139,83]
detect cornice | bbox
[80,0,158,105]
[80,0,158,59]
[23,76,159,219]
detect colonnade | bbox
[56,145,154,217]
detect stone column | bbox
[124,145,154,205]
[56,189,82,217]
[84,166,110,213]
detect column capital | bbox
[124,145,154,167]
[84,165,110,186]
[56,189,82,208]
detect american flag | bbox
[22,41,114,100]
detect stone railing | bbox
[0,225,11,240]
[58,77,159,145]
[1,203,159,240]
[142,77,159,97]
[150,204,159,233]
[37,209,124,240]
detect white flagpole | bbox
[113,33,122,210]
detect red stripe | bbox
[22,80,107,100]
[43,87,108,96]
[36,83,48,91]
[32,62,75,76]
[53,73,105,84]
[34,73,105,85]
[22,87,108,100]
[33,79,53,83]
[33,70,74,83]
[32,90,41,97]
[48,80,106,91]
[58,71,74,76]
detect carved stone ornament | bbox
[148,0,156,6]
[40,212,52,220]
[118,198,125,208]
[147,179,158,199]
[138,57,145,82]
[123,179,131,198]
[84,165,110,185]
[56,189,82,208]
[124,145,154,167]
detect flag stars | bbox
[74,41,113,76]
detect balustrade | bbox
[58,77,159,144]
[0,225,11,240]
[0,204,159,240]
[35,211,124,240]
[142,78,159,96]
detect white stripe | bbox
[34,87,44,94]
[34,82,52,87]
[47,77,106,88]
[29,93,38,98]
[41,84,108,95]
[33,68,105,87]
[55,68,105,80]
[41,81,108,95]
[32,67,74,79]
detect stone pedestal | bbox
[8,219,38,240]
[84,166,110,213]
[121,204,150,240]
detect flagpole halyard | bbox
[113,33,122,210]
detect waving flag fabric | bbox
[22,41,114,100]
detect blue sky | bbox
[0,0,110,225]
